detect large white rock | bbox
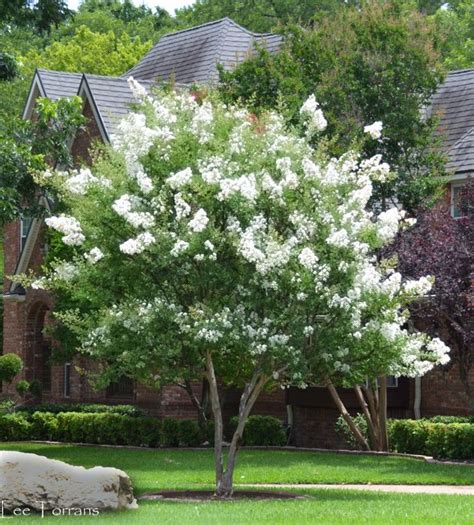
[0,451,138,512]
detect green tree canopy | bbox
[219,1,447,213]
[22,25,152,76]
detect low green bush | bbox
[0,353,23,383]
[30,411,58,440]
[335,413,369,450]
[424,415,474,424]
[0,413,32,441]
[161,418,180,447]
[389,419,474,460]
[17,403,146,417]
[228,415,287,446]
[178,419,202,446]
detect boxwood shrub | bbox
[390,419,474,460]
[17,403,146,417]
[228,415,287,446]
[0,413,32,441]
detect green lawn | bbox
[1,443,473,524]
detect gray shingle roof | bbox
[126,17,283,84]
[430,68,474,174]
[36,69,82,100]
[80,74,154,140]
[30,19,282,142]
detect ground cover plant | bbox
[1,444,473,524]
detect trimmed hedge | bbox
[17,403,146,417]
[424,415,474,425]
[0,412,206,448]
[390,419,474,460]
[228,415,287,446]
[0,412,286,447]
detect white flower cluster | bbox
[84,247,104,264]
[300,94,327,136]
[119,232,155,255]
[190,101,214,144]
[45,215,85,246]
[166,167,193,189]
[41,84,451,390]
[112,194,155,229]
[188,208,209,233]
[64,168,111,195]
[364,121,383,140]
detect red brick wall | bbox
[70,99,103,165]
[422,363,474,415]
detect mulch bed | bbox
[139,490,305,502]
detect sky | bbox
[67,0,196,14]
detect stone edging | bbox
[9,441,473,467]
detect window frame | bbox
[20,216,33,252]
[451,181,471,219]
[63,362,71,398]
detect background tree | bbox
[25,84,449,496]
[433,0,474,69]
[0,96,85,226]
[391,182,474,395]
[23,25,152,76]
[219,1,447,214]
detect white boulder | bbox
[0,451,138,512]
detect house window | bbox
[451,183,471,219]
[64,363,71,398]
[20,216,33,251]
[106,376,134,398]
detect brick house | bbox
[2,19,472,448]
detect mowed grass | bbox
[2,443,474,524]
[1,442,473,492]
[10,491,474,525]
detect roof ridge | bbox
[160,17,275,39]
[447,67,474,76]
[160,17,231,39]
[37,68,83,77]
[208,18,234,82]
[447,126,474,154]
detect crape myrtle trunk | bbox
[327,376,390,451]
[205,350,269,498]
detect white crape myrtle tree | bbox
[28,80,449,497]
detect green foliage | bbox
[0,412,32,440]
[178,419,203,446]
[52,412,162,446]
[15,379,30,395]
[17,402,146,417]
[30,411,58,440]
[335,413,369,450]
[175,0,347,33]
[160,418,180,447]
[219,1,446,213]
[0,0,71,34]
[0,353,23,383]
[0,411,208,448]
[0,95,85,225]
[433,1,474,69]
[425,415,474,424]
[23,25,152,77]
[0,52,20,81]
[390,419,474,460]
[228,415,287,446]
